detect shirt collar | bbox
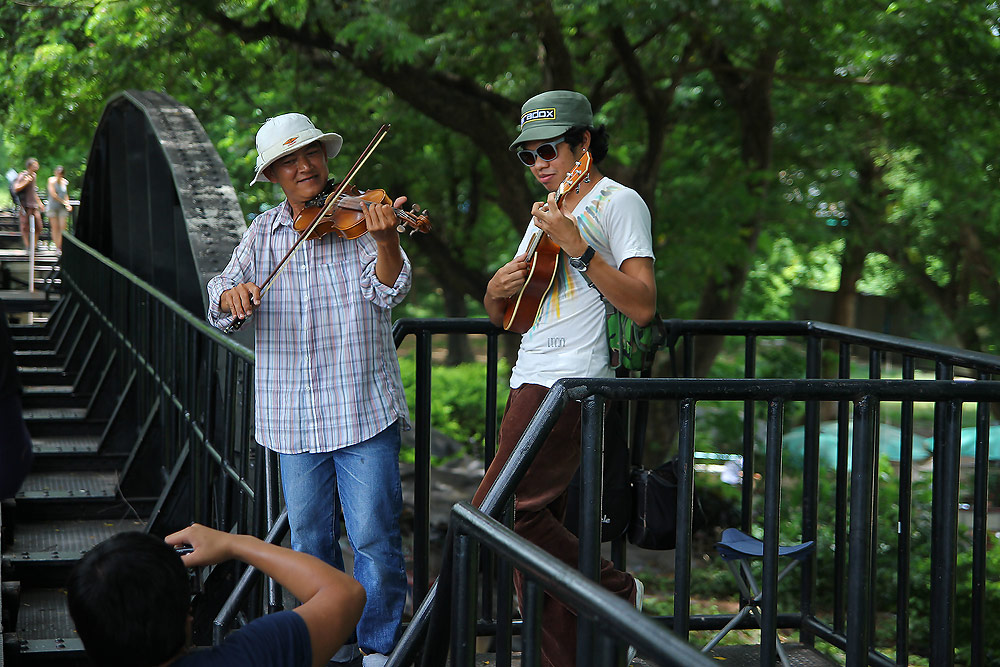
[268,200,295,234]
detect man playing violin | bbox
[207,113,411,667]
[478,90,657,667]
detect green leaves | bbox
[3,0,1000,360]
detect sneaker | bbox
[330,642,360,665]
[627,576,644,664]
[362,653,389,667]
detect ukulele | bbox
[502,150,592,333]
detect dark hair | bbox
[565,125,609,163]
[67,532,190,667]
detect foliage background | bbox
[3,3,999,663]
[3,1,999,372]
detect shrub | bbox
[397,356,511,456]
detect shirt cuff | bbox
[206,277,238,330]
[366,258,412,308]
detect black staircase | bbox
[0,212,61,314]
[2,294,150,665]
[1,88,248,666]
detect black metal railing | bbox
[448,501,716,667]
[394,375,997,667]
[391,318,504,609]
[60,233,283,623]
[58,231,999,665]
[390,320,999,667]
[660,319,999,667]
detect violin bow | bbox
[225,124,391,333]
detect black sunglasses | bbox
[516,137,566,166]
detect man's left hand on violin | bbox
[360,195,409,244]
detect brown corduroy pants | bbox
[472,383,636,667]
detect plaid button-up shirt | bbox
[207,201,411,453]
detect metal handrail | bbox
[671,318,1000,373]
[54,234,999,665]
[63,233,254,361]
[393,372,999,667]
[449,502,717,667]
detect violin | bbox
[224,123,429,334]
[294,180,431,240]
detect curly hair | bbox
[564,125,609,162]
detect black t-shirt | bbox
[173,611,311,667]
[0,299,21,399]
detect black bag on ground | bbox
[628,457,705,550]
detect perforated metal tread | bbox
[4,518,145,563]
[15,588,77,641]
[21,407,87,420]
[30,436,101,455]
[0,249,60,263]
[23,385,74,395]
[16,471,118,500]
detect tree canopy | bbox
[3,0,999,366]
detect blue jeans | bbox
[279,422,407,656]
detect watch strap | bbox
[571,245,595,268]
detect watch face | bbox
[570,258,586,271]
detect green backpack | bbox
[603,302,668,372]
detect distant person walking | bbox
[46,165,71,251]
[12,158,44,250]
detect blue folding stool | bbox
[702,528,815,667]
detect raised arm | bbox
[166,523,365,667]
[12,171,32,193]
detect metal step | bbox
[21,419,103,441]
[0,291,59,314]
[11,471,135,521]
[0,249,60,264]
[12,588,87,665]
[706,643,837,666]
[29,436,101,457]
[15,471,118,503]
[3,518,146,587]
[28,436,124,473]
[21,410,102,442]
[8,335,55,351]
[20,389,88,412]
[14,351,65,368]
[16,368,72,387]
[21,407,87,421]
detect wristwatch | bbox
[569,245,595,272]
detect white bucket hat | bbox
[250,113,343,185]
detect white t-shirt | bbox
[509,176,654,389]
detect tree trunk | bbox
[690,45,778,379]
[443,289,472,366]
